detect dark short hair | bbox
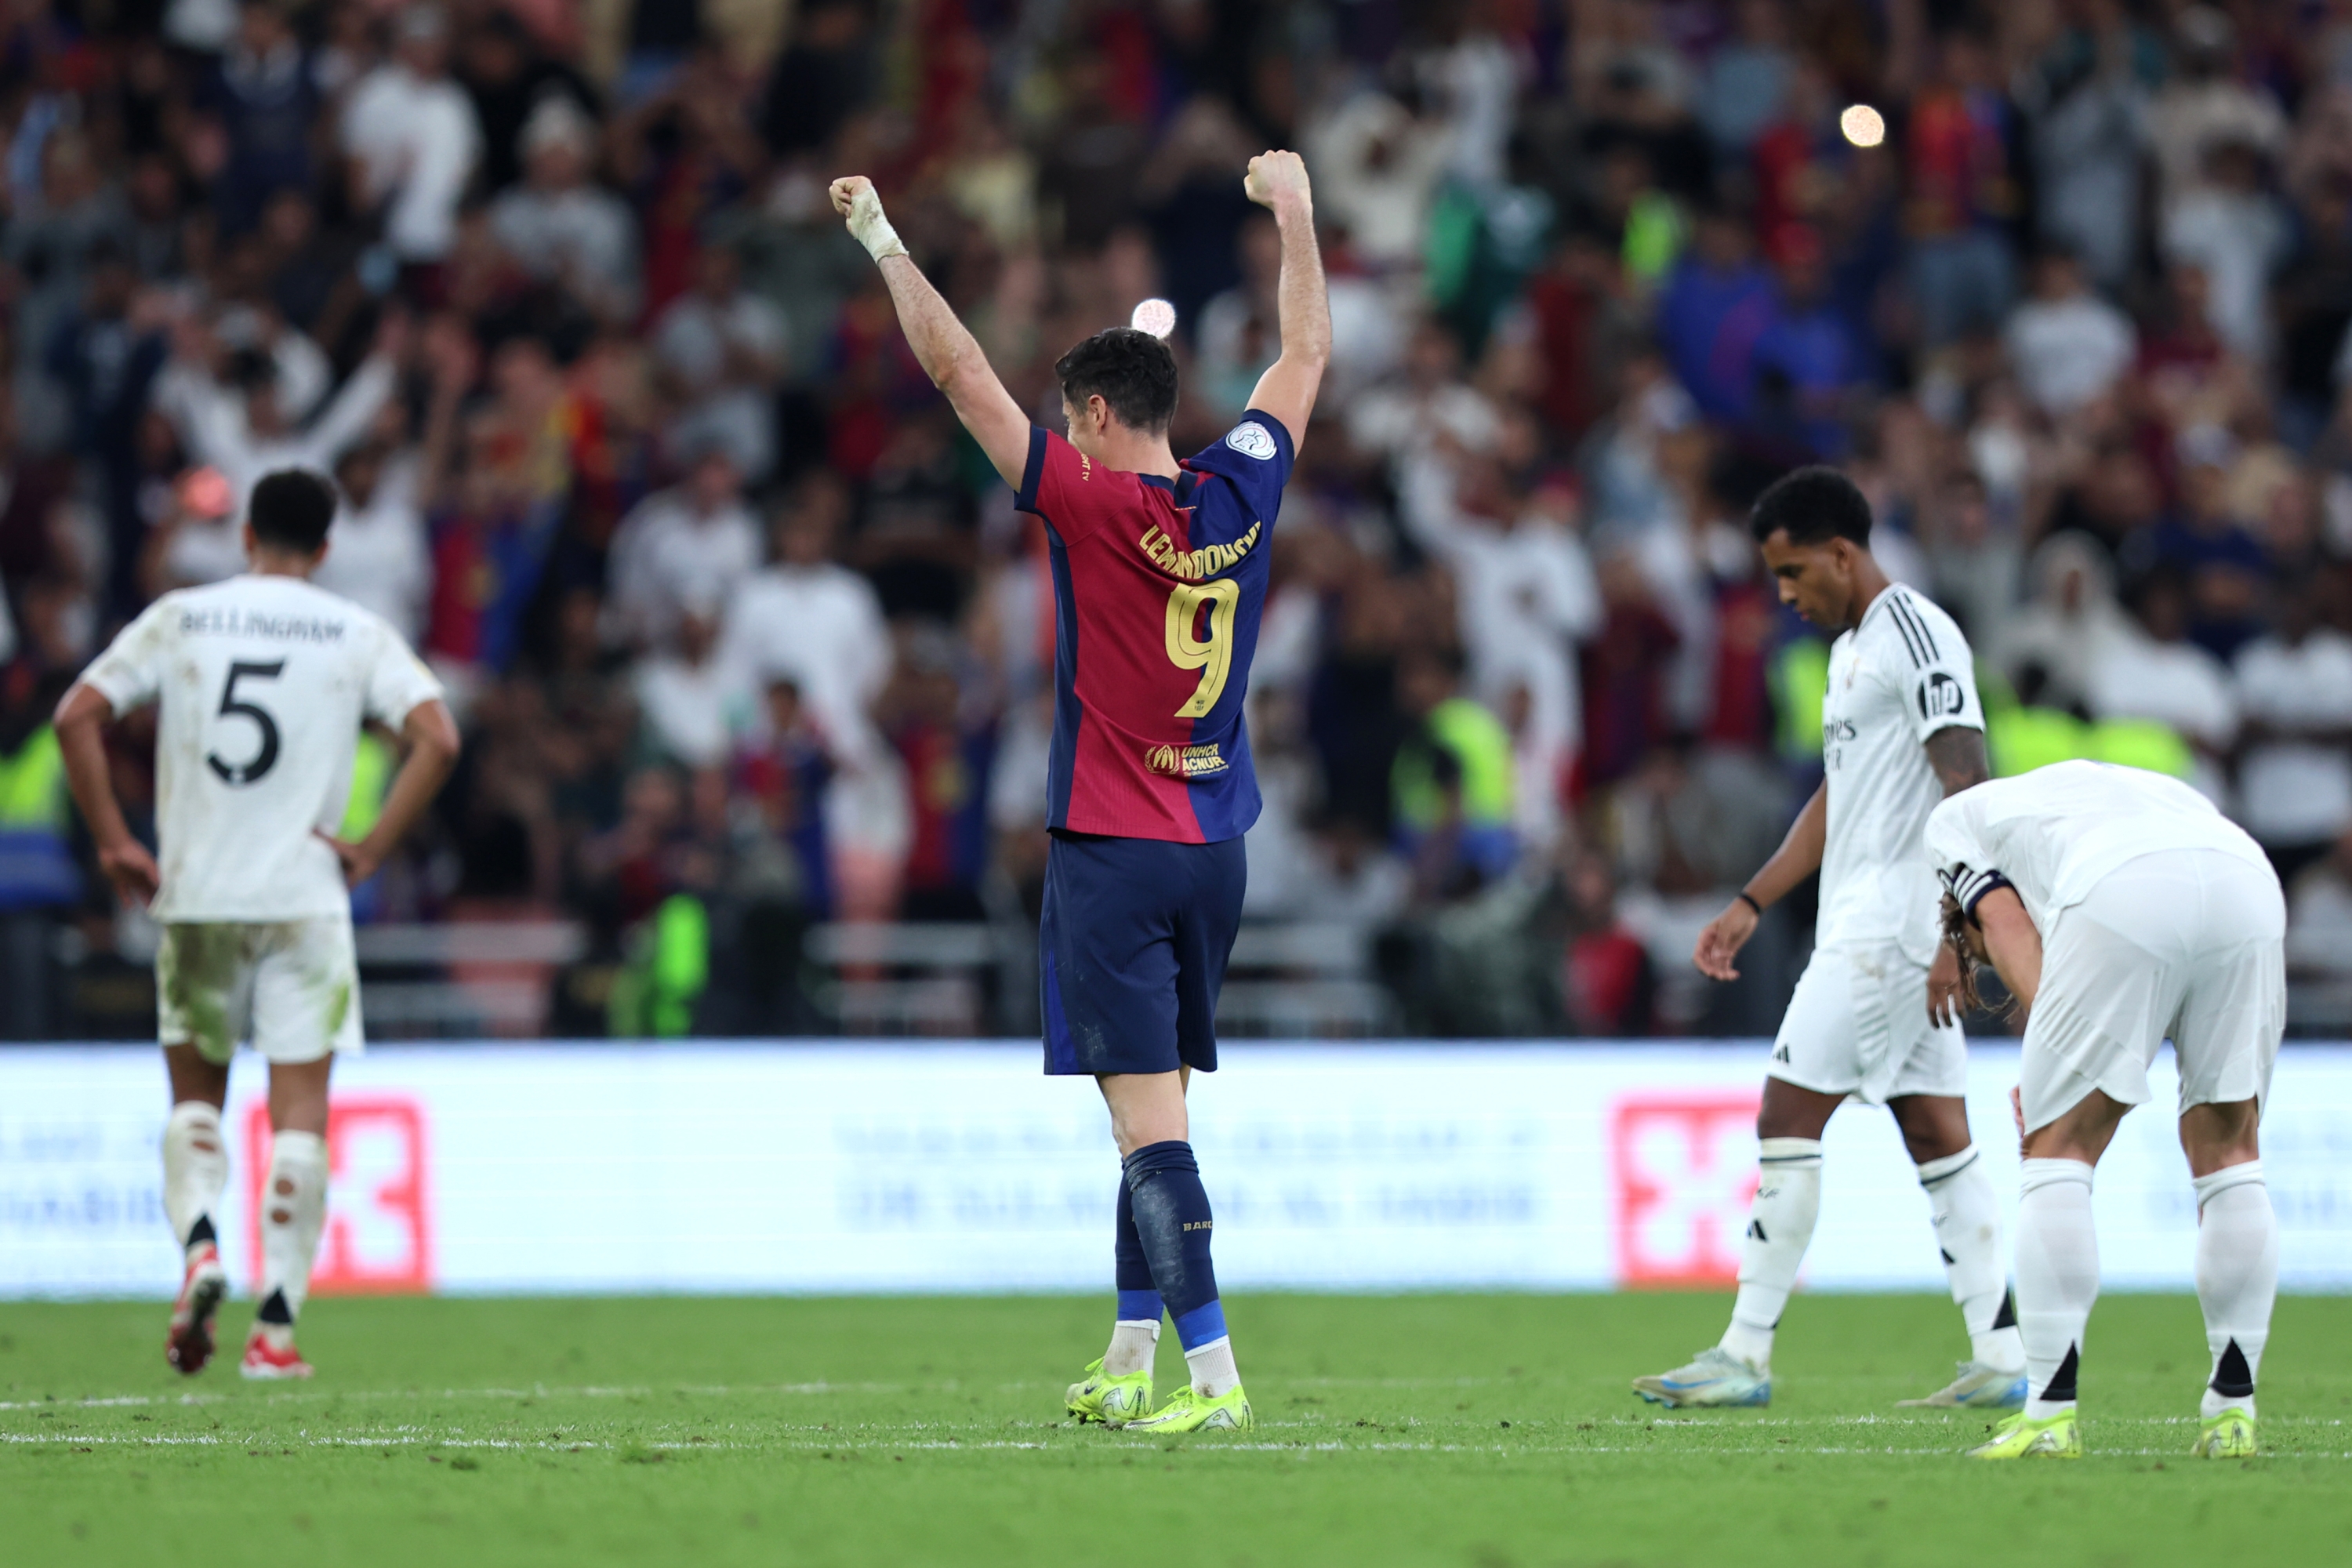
[1750,464,1872,546]
[249,468,336,554]
[1054,328,1179,434]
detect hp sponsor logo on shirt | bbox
[1225,421,1277,460]
[1917,670,1967,721]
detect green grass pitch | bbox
[5,1292,2350,1566]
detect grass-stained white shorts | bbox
[1768,942,1967,1105]
[156,914,365,1065]
[2020,848,2284,1133]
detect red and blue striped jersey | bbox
[1014,412,1294,843]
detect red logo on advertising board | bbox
[243,1096,433,1293]
[1610,1094,1761,1287]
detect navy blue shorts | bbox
[1039,833,1247,1076]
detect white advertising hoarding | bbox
[5,1043,2351,1299]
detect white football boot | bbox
[1632,1347,1771,1408]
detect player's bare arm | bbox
[829,175,1031,488]
[1968,885,2042,1018]
[1240,150,1330,450]
[54,681,160,906]
[1923,726,1991,797]
[1922,726,1991,1024]
[315,699,462,886]
[1694,781,1826,982]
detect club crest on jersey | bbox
[1138,519,1261,581]
[1918,670,1967,720]
[1225,421,1277,460]
[1145,742,1228,777]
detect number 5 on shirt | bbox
[1166,579,1240,718]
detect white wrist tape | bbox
[847,186,909,262]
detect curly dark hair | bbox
[1749,464,1873,546]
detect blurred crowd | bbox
[5,0,2352,1038]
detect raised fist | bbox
[829,176,907,261]
[1243,150,1312,210]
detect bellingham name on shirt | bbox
[179,608,350,643]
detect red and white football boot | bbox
[240,1323,314,1381]
[164,1243,229,1375]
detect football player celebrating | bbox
[1633,468,2025,1410]
[56,469,459,1378]
[829,151,1327,1433]
[1933,760,2285,1461]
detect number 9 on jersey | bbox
[1165,579,1240,719]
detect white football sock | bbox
[1918,1144,2024,1371]
[2193,1161,2277,1420]
[1720,1138,1822,1370]
[1103,1318,1160,1378]
[2016,1158,2098,1419]
[1185,1335,1240,1399]
[162,1102,229,1254]
[259,1131,329,1319]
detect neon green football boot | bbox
[1966,1407,2082,1460]
[1065,1358,1153,1427]
[1123,1383,1253,1434]
[2191,1407,2257,1458]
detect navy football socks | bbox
[1113,1180,1163,1324]
[1121,1140,1225,1351]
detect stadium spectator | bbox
[718,471,891,751]
[2003,249,2136,416]
[201,0,321,234]
[341,5,481,274]
[488,95,641,328]
[652,245,788,485]
[602,446,759,655]
[2234,576,2352,883]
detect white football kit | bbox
[1773,583,1983,1104]
[1926,760,2285,1131]
[82,575,443,1063]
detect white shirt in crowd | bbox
[1345,379,1501,469]
[155,355,397,514]
[311,454,432,644]
[1927,760,2271,930]
[717,557,893,750]
[634,652,736,770]
[2002,292,2136,416]
[602,487,762,653]
[1398,450,1599,771]
[2233,628,2352,848]
[1305,91,1449,268]
[1817,583,1984,967]
[2162,188,2292,363]
[79,574,442,922]
[2086,633,2238,801]
[490,184,641,318]
[342,64,482,261]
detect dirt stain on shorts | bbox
[158,924,248,1065]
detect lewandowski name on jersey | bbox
[1015,413,1294,844]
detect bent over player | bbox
[56,469,459,1378]
[1932,761,2285,1461]
[1635,468,2024,1410]
[830,149,1327,1432]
